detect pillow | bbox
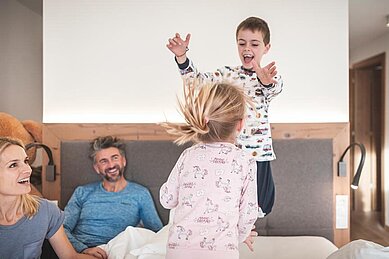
[327,239,389,259]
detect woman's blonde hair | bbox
[0,137,40,218]
[163,80,249,145]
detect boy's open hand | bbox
[167,33,191,58]
[252,61,278,86]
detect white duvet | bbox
[99,224,338,259]
[99,225,167,259]
[97,210,388,259]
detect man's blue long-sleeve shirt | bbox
[63,181,163,252]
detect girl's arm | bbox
[160,151,187,209]
[237,158,259,243]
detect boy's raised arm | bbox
[166,33,191,64]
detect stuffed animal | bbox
[0,112,42,161]
[0,112,43,196]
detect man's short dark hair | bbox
[89,136,126,163]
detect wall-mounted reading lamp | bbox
[338,143,366,189]
[25,143,56,182]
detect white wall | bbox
[43,0,349,123]
[350,33,389,227]
[0,0,42,122]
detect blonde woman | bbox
[160,82,258,259]
[0,137,95,259]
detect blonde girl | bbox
[160,81,258,259]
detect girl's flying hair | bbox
[163,80,249,145]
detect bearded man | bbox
[64,136,162,258]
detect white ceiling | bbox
[349,0,389,51]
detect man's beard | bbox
[101,165,124,182]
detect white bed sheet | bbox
[100,225,338,259]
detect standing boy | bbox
[166,17,283,216]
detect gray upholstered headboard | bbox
[60,139,333,241]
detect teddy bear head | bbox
[0,112,42,163]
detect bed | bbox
[40,123,352,258]
[97,224,338,259]
[56,138,339,258]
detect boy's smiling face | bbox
[237,29,270,70]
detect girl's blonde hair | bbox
[163,80,249,145]
[0,137,40,219]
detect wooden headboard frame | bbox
[41,122,350,247]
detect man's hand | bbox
[166,33,191,62]
[251,60,278,86]
[82,247,107,259]
[244,227,258,252]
